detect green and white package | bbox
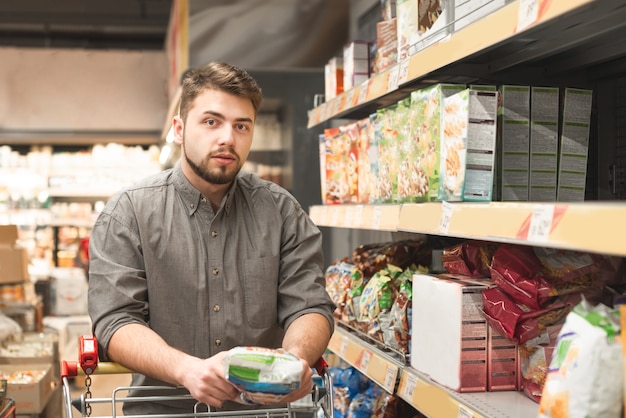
[224,346,302,405]
[538,298,622,418]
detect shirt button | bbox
[215,339,222,346]
[213,304,221,312]
[211,231,218,237]
[201,197,207,203]
[212,268,219,275]
[190,204,195,209]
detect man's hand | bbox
[178,351,240,408]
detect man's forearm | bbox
[282,313,332,366]
[107,323,194,386]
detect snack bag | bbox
[325,260,356,318]
[224,346,302,405]
[358,266,397,342]
[538,298,622,418]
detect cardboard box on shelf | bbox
[529,87,560,202]
[411,273,491,392]
[410,83,466,202]
[499,85,531,201]
[438,87,469,202]
[0,225,29,284]
[488,326,519,391]
[324,57,344,100]
[396,0,418,60]
[343,41,370,91]
[557,88,593,201]
[375,18,398,73]
[463,85,499,202]
[0,363,53,414]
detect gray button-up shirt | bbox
[88,163,335,412]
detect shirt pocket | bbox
[242,255,279,328]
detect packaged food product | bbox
[325,260,356,319]
[442,240,497,277]
[538,299,622,418]
[482,287,570,344]
[224,346,302,405]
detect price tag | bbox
[398,59,410,85]
[458,405,474,418]
[371,206,383,229]
[383,366,396,390]
[357,81,369,104]
[353,205,364,227]
[517,0,539,32]
[527,204,554,243]
[403,373,417,397]
[339,337,348,357]
[359,350,372,370]
[387,65,400,92]
[438,201,455,234]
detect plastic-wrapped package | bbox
[223,346,302,405]
[538,298,622,418]
[482,287,570,344]
[325,260,356,319]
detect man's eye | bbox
[206,119,217,126]
[236,124,249,131]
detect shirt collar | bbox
[172,162,238,217]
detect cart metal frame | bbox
[61,337,333,418]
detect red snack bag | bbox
[442,240,497,277]
[482,287,570,344]
[490,244,555,309]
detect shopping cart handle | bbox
[313,357,328,376]
[61,360,79,379]
[61,360,133,378]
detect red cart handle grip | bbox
[313,357,328,376]
[79,334,99,375]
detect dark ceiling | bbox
[0,0,173,50]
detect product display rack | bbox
[309,0,626,416]
[307,0,626,128]
[330,325,538,418]
[311,202,626,257]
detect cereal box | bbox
[439,87,469,201]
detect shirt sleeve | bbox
[88,192,149,361]
[275,196,336,334]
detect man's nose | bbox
[218,126,235,145]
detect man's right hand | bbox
[178,351,240,408]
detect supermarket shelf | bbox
[309,204,401,231]
[328,323,538,418]
[327,325,404,394]
[310,202,626,257]
[397,368,538,418]
[307,0,626,127]
[0,129,160,146]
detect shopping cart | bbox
[61,335,334,418]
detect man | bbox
[88,61,335,414]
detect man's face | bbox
[175,88,255,185]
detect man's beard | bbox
[184,147,241,185]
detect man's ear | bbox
[172,115,184,145]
